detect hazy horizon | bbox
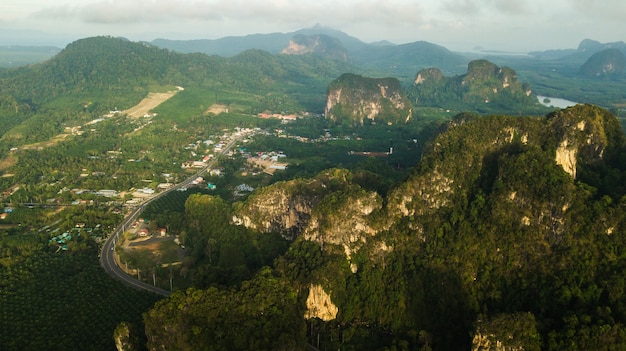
[1,0,625,52]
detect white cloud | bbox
[0,0,624,51]
[28,0,427,27]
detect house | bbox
[157,183,173,190]
[0,213,7,220]
[207,183,216,190]
[138,229,149,237]
[158,228,167,237]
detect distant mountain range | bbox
[151,25,469,78]
[529,38,626,63]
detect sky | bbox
[1,0,625,52]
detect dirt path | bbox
[123,87,184,118]
[205,104,228,115]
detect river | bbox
[537,95,579,109]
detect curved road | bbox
[100,134,246,296]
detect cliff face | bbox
[304,284,338,321]
[303,189,382,259]
[471,313,540,351]
[579,48,626,78]
[324,73,412,126]
[232,178,324,239]
[281,34,350,62]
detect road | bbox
[100,133,247,296]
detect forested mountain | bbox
[151,26,469,79]
[281,34,350,62]
[407,59,544,115]
[529,39,626,62]
[579,48,626,78]
[144,104,626,350]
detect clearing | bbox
[123,87,184,118]
[205,104,229,115]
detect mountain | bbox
[151,26,469,78]
[579,48,626,78]
[529,39,626,63]
[147,104,626,350]
[349,40,468,77]
[281,34,350,62]
[150,25,367,57]
[324,73,412,126]
[406,59,540,114]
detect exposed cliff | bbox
[304,284,338,321]
[233,169,367,238]
[303,187,382,259]
[232,178,322,239]
[579,48,626,78]
[407,59,538,114]
[471,313,541,351]
[281,34,350,62]
[324,73,412,126]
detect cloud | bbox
[31,0,223,23]
[29,0,427,27]
[441,0,532,16]
[563,0,626,21]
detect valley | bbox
[0,31,626,351]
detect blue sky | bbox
[1,0,625,52]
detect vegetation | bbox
[406,59,549,116]
[3,34,626,351]
[0,235,160,350]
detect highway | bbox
[99,133,247,296]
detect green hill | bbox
[579,48,626,78]
[407,59,545,115]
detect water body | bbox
[537,95,579,109]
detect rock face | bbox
[304,284,338,321]
[233,169,386,261]
[324,73,412,126]
[281,34,349,62]
[579,48,626,78]
[303,189,382,259]
[113,322,137,351]
[471,313,541,351]
[549,105,614,178]
[232,178,323,239]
